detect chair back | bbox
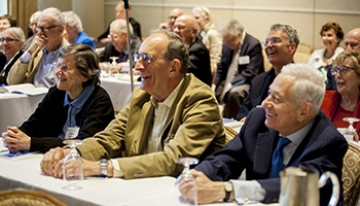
[0,190,66,206]
[296,42,313,55]
[294,52,310,63]
[342,142,360,206]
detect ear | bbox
[297,102,313,122]
[169,59,181,77]
[288,42,297,55]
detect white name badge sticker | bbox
[238,55,250,65]
[65,127,79,139]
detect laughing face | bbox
[261,73,303,136]
[1,32,23,59]
[322,29,339,51]
[265,29,296,72]
[334,58,360,97]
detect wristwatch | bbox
[97,159,109,177]
[224,181,233,202]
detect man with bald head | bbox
[40,29,225,180]
[174,14,212,86]
[159,8,184,31]
[345,28,360,51]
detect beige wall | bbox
[102,0,360,50]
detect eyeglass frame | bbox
[263,38,284,47]
[35,25,59,33]
[173,25,189,31]
[330,65,355,76]
[57,63,73,72]
[0,37,20,43]
[133,53,153,64]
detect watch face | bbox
[225,182,233,191]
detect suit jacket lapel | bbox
[253,129,278,175]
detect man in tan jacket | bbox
[41,30,226,179]
[7,7,69,88]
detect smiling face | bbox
[56,55,88,99]
[262,74,304,136]
[0,19,11,34]
[265,29,296,73]
[36,15,64,51]
[134,33,180,101]
[334,58,360,97]
[109,26,128,52]
[173,15,197,45]
[345,29,360,51]
[1,32,23,59]
[322,29,339,51]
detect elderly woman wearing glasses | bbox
[321,49,360,134]
[2,44,114,153]
[0,27,25,85]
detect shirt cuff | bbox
[230,180,266,204]
[20,51,32,63]
[111,159,124,178]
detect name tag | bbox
[238,56,250,65]
[65,127,79,139]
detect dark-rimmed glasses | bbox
[36,25,59,33]
[263,38,282,47]
[0,37,20,43]
[134,53,152,64]
[331,66,355,76]
[108,34,121,40]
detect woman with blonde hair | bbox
[192,7,222,82]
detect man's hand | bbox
[28,35,45,54]
[179,170,225,204]
[2,126,31,153]
[41,147,69,177]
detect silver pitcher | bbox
[279,167,340,206]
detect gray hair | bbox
[3,27,25,43]
[62,11,83,33]
[220,19,244,37]
[192,7,216,30]
[150,29,189,74]
[30,11,41,23]
[59,44,100,86]
[40,7,65,28]
[281,63,325,114]
[110,19,133,37]
[270,24,299,49]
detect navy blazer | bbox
[214,33,264,87]
[196,108,348,205]
[188,36,212,86]
[236,68,276,120]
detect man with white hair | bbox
[180,63,348,205]
[173,14,211,86]
[345,28,360,51]
[99,19,142,73]
[8,7,69,88]
[62,11,95,49]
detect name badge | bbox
[238,56,250,65]
[65,127,79,139]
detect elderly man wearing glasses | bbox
[99,19,141,74]
[40,29,225,180]
[7,7,69,88]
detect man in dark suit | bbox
[97,1,142,44]
[99,19,142,73]
[173,14,212,86]
[236,24,299,121]
[179,63,348,205]
[213,19,264,118]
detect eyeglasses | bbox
[36,25,59,33]
[134,53,152,64]
[0,37,20,43]
[331,66,355,76]
[345,42,359,49]
[263,38,282,47]
[173,25,187,31]
[108,34,121,40]
[57,64,72,72]
[29,23,37,28]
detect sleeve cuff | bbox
[111,159,124,178]
[230,180,266,204]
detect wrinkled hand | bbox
[179,170,225,204]
[240,117,247,123]
[2,126,31,153]
[28,35,45,54]
[41,147,69,177]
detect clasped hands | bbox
[2,126,31,153]
[179,170,227,204]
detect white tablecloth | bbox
[0,153,276,206]
[0,93,45,132]
[100,75,141,111]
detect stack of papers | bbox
[0,83,48,96]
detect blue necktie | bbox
[269,137,291,178]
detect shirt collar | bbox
[281,119,315,145]
[63,84,95,109]
[151,78,184,108]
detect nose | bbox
[261,96,272,109]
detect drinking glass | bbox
[62,139,83,190]
[174,157,199,205]
[110,56,119,76]
[343,117,359,142]
[100,62,110,78]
